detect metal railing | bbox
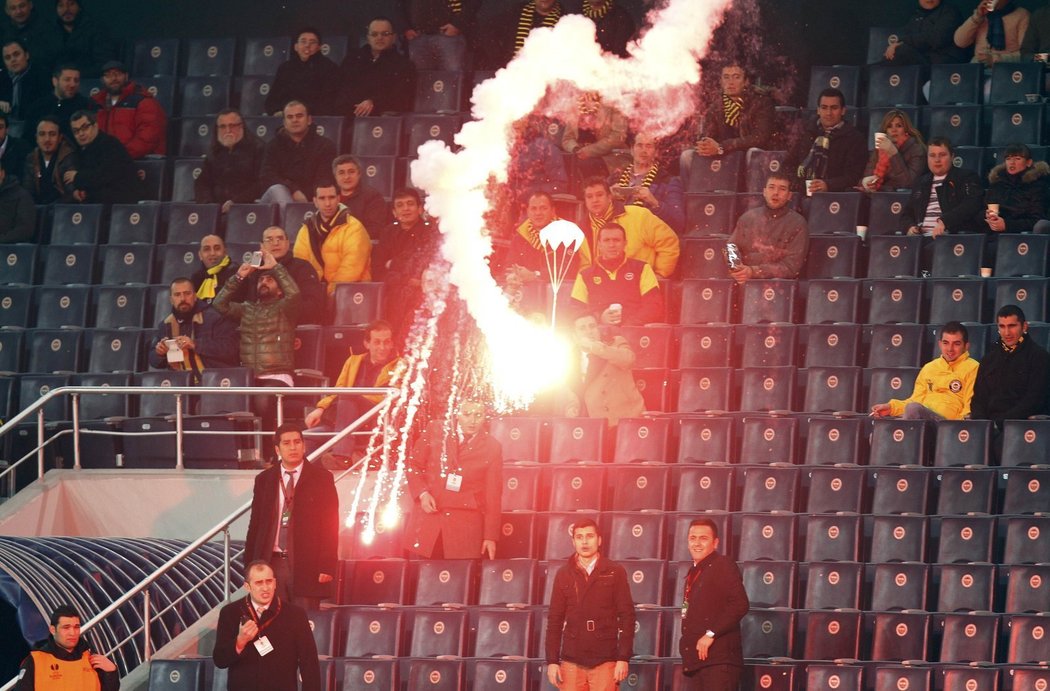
[0,384,395,690]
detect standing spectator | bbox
[194,109,264,212]
[259,100,336,208]
[0,110,30,178]
[0,164,34,241]
[22,115,74,203]
[332,154,389,234]
[726,172,809,284]
[149,277,239,382]
[884,0,966,65]
[696,63,775,158]
[570,222,665,326]
[52,0,116,77]
[1,0,57,71]
[610,132,685,232]
[21,62,95,143]
[245,225,325,323]
[545,518,635,689]
[401,0,479,72]
[340,17,417,117]
[955,0,1030,65]
[561,91,627,182]
[293,179,372,291]
[91,59,166,158]
[264,28,341,117]
[563,311,645,427]
[484,0,564,69]
[62,109,143,204]
[192,233,236,302]
[793,87,867,194]
[0,38,51,120]
[13,605,118,691]
[861,109,927,193]
[579,0,635,57]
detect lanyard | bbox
[245,597,282,636]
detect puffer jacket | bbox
[293,205,372,291]
[92,81,167,158]
[985,160,1050,233]
[212,263,300,375]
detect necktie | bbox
[278,470,295,552]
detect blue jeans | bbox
[408,33,467,71]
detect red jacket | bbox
[92,81,167,158]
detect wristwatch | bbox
[717,145,724,156]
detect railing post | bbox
[223,526,231,597]
[142,589,152,662]
[72,394,82,471]
[36,409,44,480]
[276,393,284,427]
[174,394,184,470]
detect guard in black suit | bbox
[679,517,750,691]
[213,560,320,691]
[244,422,339,610]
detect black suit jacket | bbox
[679,552,749,673]
[212,595,320,691]
[244,460,339,599]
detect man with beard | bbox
[570,222,664,326]
[293,179,372,292]
[149,276,239,382]
[725,172,809,283]
[246,225,324,323]
[14,605,118,691]
[191,233,237,303]
[91,59,166,158]
[63,108,142,204]
[52,0,117,77]
[21,115,73,203]
[195,109,265,212]
[22,62,95,143]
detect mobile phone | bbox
[250,251,263,267]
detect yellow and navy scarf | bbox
[618,163,659,206]
[197,255,231,300]
[447,0,462,14]
[515,1,562,55]
[582,0,610,20]
[722,93,742,128]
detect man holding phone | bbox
[14,605,119,691]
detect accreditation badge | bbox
[445,473,463,492]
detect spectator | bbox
[149,277,239,382]
[793,87,867,194]
[245,225,325,324]
[570,222,665,326]
[1021,2,1050,59]
[52,0,116,77]
[860,109,927,192]
[561,91,627,181]
[332,154,389,234]
[610,132,685,232]
[304,319,402,430]
[955,0,1030,65]
[502,190,590,286]
[985,143,1050,235]
[91,59,166,158]
[726,172,808,283]
[21,114,73,203]
[564,311,645,426]
[0,38,51,120]
[0,164,34,241]
[265,27,341,117]
[63,108,143,204]
[194,109,265,212]
[192,233,236,302]
[884,0,966,65]
[0,110,30,178]
[579,0,635,57]
[696,63,775,157]
[902,137,984,236]
[2,1,58,72]
[372,187,439,338]
[971,304,1050,429]
[21,62,95,143]
[259,100,337,208]
[293,179,372,292]
[484,0,564,69]
[579,176,680,278]
[401,0,479,72]
[339,17,417,117]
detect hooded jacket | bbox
[985,160,1050,234]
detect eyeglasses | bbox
[368,31,395,38]
[262,237,287,244]
[71,122,95,134]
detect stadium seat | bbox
[804,514,862,562]
[0,328,24,373]
[802,610,861,660]
[807,65,860,108]
[233,76,270,116]
[869,466,930,515]
[414,70,464,113]
[678,237,733,280]
[803,414,864,465]
[1002,515,1050,564]
[866,323,925,368]
[134,157,168,201]
[41,245,97,285]
[477,559,536,607]
[243,115,281,142]
[801,324,861,367]
[807,192,862,234]
[934,562,995,612]
[676,368,733,413]
[739,366,796,412]
[939,612,998,663]
[86,328,143,373]
[153,244,199,286]
[739,414,798,464]
[404,113,460,155]
[931,233,985,277]
[867,237,924,280]
[865,366,919,411]
[620,559,666,606]
[489,417,544,463]
[224,203,277,245]
[547,464,604,511]
[744,663,796,691]
[0,285,32,328]
[741,560,796,608]
[342,605,403,657]
[132,38,180,77]
[26,327,83,373]
[109,203,162,244]
[606,463,669,510]
[1002,467,1050,514]
[683,149,744,193]
[241,36,288,76]
[869,562,929,612]
[412,560,475,606]
[340,559,407,605]
[548,417,604,462]
[868,191,911,235]
[18,373,72,420]
[166,203,221,243]
[355,155,399,200]
[989,62,1043,104]
[408,607,468,656]
[613,416,671,463]
[806,664,863,691]
[926,105,981,146]
[929,63,982,105]
[993,277,1046,322]
[631,607,663,657]
[472,607,532,657]
[933,419,991,467]
[868,64,924,111]
[740,279,797,324]
[804,236,860,280]
[927,278,984,324]
[50,204,103,245]
[184,37,236,77]
[403,658,462,691]
[675,414,733,463]
[618,325,672,368]
[740,323,797,367]
[736,513,797,561]
[868,611,929,662]
[100,244,155,285]
[1003,564,1050,613]
[988,103,1044,146]
[674,464,733,511]
[351,115,404,157]
[868,514,928,562]
[934,514,995,563]
[801,365,861,413]
[470,659,528,691]
[677,324,732,368]
[146,658,207,691]
[678,279,733,323]
[866,279,923,323]
[683,192,736,236]
[176,117,214,157]
[603,511,665,560]
[869,418,929,467]
[805,465,865,513]
[170,158,204,202]
[741,608,796,659]
[745,149,788,193]
[952,145,987,175]
[1005,614,1050,664]
[994,233,1049,277]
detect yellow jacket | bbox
[888,352,979,419]
[586,204,680,278]
[315,352,401,410]
[293,206,372,292]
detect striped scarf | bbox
[520,216,560,249]
[197,255,231,300]
[722,93,742,128]
[588,205,614,241]
[515,1,562,55]
[618,163,660,206]
[583,0,610,20]
[447,0,462,14]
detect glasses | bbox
[368,31,395,38]
[262,237,287,244]
[71,123,95,134]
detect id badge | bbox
[681,601,688,618]
[281,508,291,527]
[254,635,274,656]
[445,473,463,492]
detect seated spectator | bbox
[332,154,389,234]
[484,0,563,69]
[293,179,372,292]
[793,87,867,194]
[0,110,30,179]
[0,38,51,121]
[579,176,680,278]
[264,27,341,117]
[563,311,644,427]
[193,233,236,302]
[580,0,635,57]
[726,172,808,284]
[401,0,479,71]
[561,91,627,182]
[21,115,74,203]
[506,114,569,198]
[1,0,59,70]
[53,0,117,77]
[570,222,665,326]
[259,100,337,208]
[695,63,775,157]
[245,225,325,323]
[503,189,591,285]
[194,109,264,212]
[339,17,417,117]
[22,62,95,143]
[91,60,166,158]
[955,0,1030,65]
[1021,2,1050,58]
[610,132,684,232]
[985,143,1049,234]
[373,187,440,336]
[902,137,984,236]
[0,163,34,241]
[149,277,239,382]
[871,321,978,420]
[63,109,143,204]
[884,0,966,65]
[971,304,1050,431]
[304,319,402,430]
[860,109,927,192]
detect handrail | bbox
[0,386,395,691]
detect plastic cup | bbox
[987,203,1000,215]
[874,132,888,148]
[980,268,993,278]
[856,225,868,240]
[805,180,815,197]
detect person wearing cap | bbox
[91,59,166,158]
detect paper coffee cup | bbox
[987,203,1000,215]
[1036,53,1049,63]
[805,180,815,197]
[874,132,888,147]
[856,225,868,240]
[980,267,993,277]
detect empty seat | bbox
[351,115,404,157]
[414,70,463,113]
[488,417,544,463]
[166,203,221,244]
[740,323,797,367]
[934,514,995,563]
[867,236,922,278]
[805,664,863,691]
[736,513,797,562]
[678,238,733,279]
[1003,564,1050,613]
[0,328,24,373]
[869,562,929,612]
[477,559,536,606]
[548,417,604,463]
[343,605,403,656]
[170,158,203,202]
[86,328,143,372]
[869,611,929,661]
[176,117,214,157]
[804,514,862,562]
[867,63,922,107]
[931,234,984,278]
[618,325,672,368]
[240,36,288,76]
[678,279,733,323]
[807,192,862,234]
[355,156,399,200]
[33,286,90,329]
[803,415,864,465]
[675,414,733,463]
[995,233,1049,277]
[50,204,103,245]
[153,244,199,286]
[0,285,33,328]
[739,366,796,412]
[865,367,920,412]
[988,103,1044,146]
[867,279,923,323]
[868,514,928,563]
[412,560,475,606]
[869,418,929,467]
[234,76,270,116]
[684,149,744,193]
[100,244,155,285]
[409,608,467,657]
[18,373,72,420]
[26,328,83,373]
[926,105,981,146]
[869,191,911,235]
[934,467,995,515]
[404,113,459,154]
[675,464,733,511]
[933,419,991,467]
[739,415,798,464]
[224,203,277,245]
[677,324,733,368]
[928,278,984,324]
[741,560,797,608]
[1002,467,1050,514]
[929,63,982,105]
[470,658,528,691]
[866,323,925,368]
[934,562,995,612]
[802,366,861,413]
[805,465,865,513]
[676,367,733,413]
[802,610,861,660]
[603,511,665,560]
[805,234,860,280]
[741,608,796,659]
[404,658,463,690]
[41,245,96,285]
[184,37,236,77]
[472,607,532,657]
[613,416,671,463]
[607,463,669,510]
[807,65,860,107]
[740,279,797,324]
[805,279,861,324]
[993,277,1046,323]
[1002,516,1050,564]
[939,612,998,663]
[989,62,1043,104]
[870,466,930,515]
[802,324,861,367]
[340,559,407,605]
[547,464,604,511]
